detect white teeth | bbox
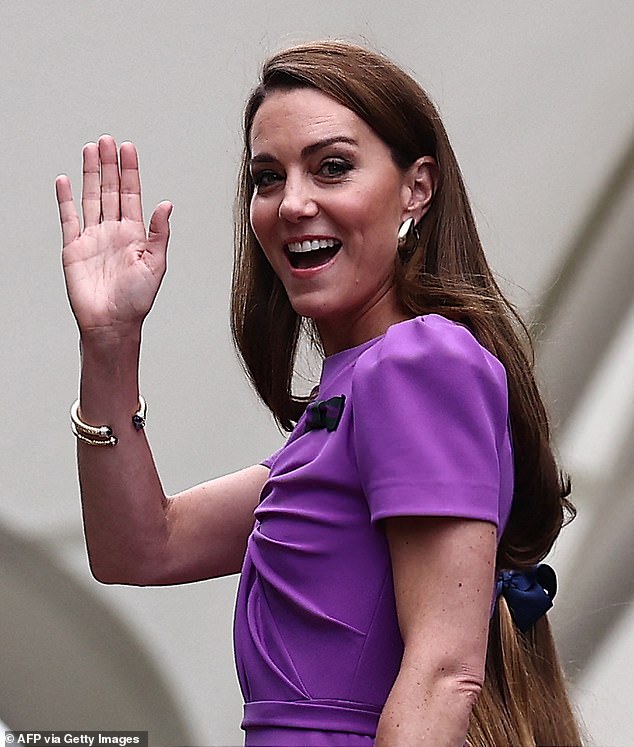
[287,238,339,253]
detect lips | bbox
[285,237,342,270]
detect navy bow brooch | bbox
[305,395,346,432]
[496,564,557,632]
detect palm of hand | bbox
[63,219,162,331]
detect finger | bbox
[81,142,101,228]
[56,175,81,247]
[147,201,173,262]
[98,134,121,221]
[119,141,144,223]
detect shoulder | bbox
[353,314,507,395]
[351,315,513,527]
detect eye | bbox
[317,159,353,179]
[252,169,283,190]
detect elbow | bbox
[403,646,485,701]
[85,534,173,586]
[89,564,148,586]
[90,568,165,586]
[436,663,484,715]
[413,653,485,708]
[451,669,483,707]
[87,556,167,587]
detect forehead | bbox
[249,87,376,154]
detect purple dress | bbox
[234,315,514,745]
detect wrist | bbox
[79,325,142,366]
[78,328,142,401]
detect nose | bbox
[278,175,319,222]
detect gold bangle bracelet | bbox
[70,396,147,447]
[71,420,118,447]
[70,400,115,439]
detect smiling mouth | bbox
[285,238,342,270]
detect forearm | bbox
[375,653,481,746]
[76,328,171,585]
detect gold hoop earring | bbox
[397,217,419,260]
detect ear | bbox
[401,156,438,224]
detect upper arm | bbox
[157,464,269,584]
[385,515,496,683]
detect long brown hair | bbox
[232,40,581,745]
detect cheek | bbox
[249,198,270,246]
[353,182,403,231]
[249,201,281,271]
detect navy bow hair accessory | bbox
[305,395,346,432]
[495,564,557,633]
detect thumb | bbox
[147,201,173,250]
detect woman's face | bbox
[248,87,428,353]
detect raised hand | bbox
[56,135,172,338]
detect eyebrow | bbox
[250,136,358,165]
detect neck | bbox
[317,297,410,356]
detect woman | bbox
[56,41,581,746]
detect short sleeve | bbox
[352,315,511,526]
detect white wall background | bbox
[1,2,632,745]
